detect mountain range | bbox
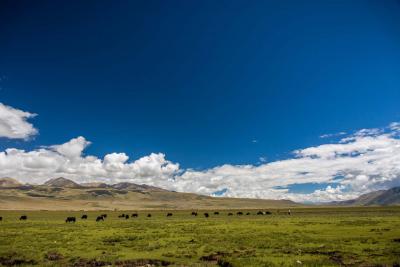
[0,177,298,210]
[0,177,399,210]
[329,187,400,206]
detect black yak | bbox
[81,215,88,219]
[118,214,126,218]
[191,211,198,216]
[147,214,152,218]
[65,217,76,223]
[204,213,209,218]
[96,216,104,222]
[214,211,219,215]
[131,213,138,217]
[167,213,173,217]
[19,215,27,220]
[125,215,129,219]
[237,211,243,215]
[257,211,263,215]
[0,216,2,221]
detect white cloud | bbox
[0,122,399,203]
[0,103,38,139]
[320,131,346,139]
[0,136,180,186]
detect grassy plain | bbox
[0,207,399,266]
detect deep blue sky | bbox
[1,0,400,169]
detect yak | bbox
[125,215,130,219]
[257,211,264,215]
[214,211,219,215]
[118,214,126,218]
[147,214,152,218]
[204,213,209,218]
[131,213,138,217]
[0,216,2,221]
[167,213,173,217]
[191,211,198,216]
[19,215,27,220]
[237,211,243,215]
[65,217,76,223]
[81,215,88,219]
[96,216,104,222]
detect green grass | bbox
[0,207,399,266]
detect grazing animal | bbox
[147,214,152,218]
[96,216,104,222]
[101,214,107,218]
[81,215,88,219]
[246,212,251,215]
[118,214,125,218]
[131,213,138,217]
[237,211,243,215]
[125,215,129,219]
[167,213,173,217]
[228,212,233,216]
[204,213,209,218]
[65,217,76,223]
[288,209,291,215]
[257,211,263,215]
[265,211,272,215]
[19,215,27,220]
[0,216,2,221]
[191,211,198,216]
[214,211,219,215]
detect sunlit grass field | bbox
[0,207,399,266]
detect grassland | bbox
[0,207,399,266]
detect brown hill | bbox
[0,178,300,210]
[44,177,82,188]
[0,177,23,188]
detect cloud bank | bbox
[1,102,399,202]
[0,123,398,202]
[0,103,38,139]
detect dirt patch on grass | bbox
[71,258,171,267]
[115,259,171,266]
[72,258,111,266]
[200,252,233,267]
[45,251,63,261]
[0,254,37,266]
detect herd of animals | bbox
[0,210,291,223]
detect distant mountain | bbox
[44,177,82,188]
[81,182,109,188]
[0,178,301,210]
[111,182,168,192]
[0,177,23,188]
[331,187,400,206]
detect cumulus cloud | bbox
[171,123,400,202]
[0,136,180,186]
[0,103,38,139]
[0,122,399,203]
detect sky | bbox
[0,0,400,202]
